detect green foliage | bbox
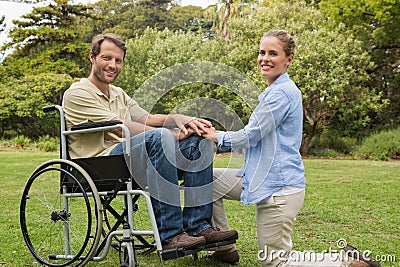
[90,0,207,40]
[0,73,74,138]
[88,0,138,39]
[35,135,59,152]
[12,135,31,149]
[309,131,357,156]
[168,5,212,33]
[353,127,400,160]
[0,0,96,81]
[319,0,400,47]
[219,0,387,154]
[318,0,400,129]
[292,26,387,137]
[1,42,90,79]
[2,0,97,52]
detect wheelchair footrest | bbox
[159,239,236,261]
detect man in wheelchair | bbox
[62,33,238,257]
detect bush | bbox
[353,127,400,160]
[309,132,357,156]
[35,135,59,152]
[13,135,31,149]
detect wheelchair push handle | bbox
[42,105,57,113]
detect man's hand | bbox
[170,127,195,140]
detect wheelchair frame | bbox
[19,105,235,267]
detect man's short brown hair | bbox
[90,33,127,59]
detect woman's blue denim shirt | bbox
[217,72,306,204]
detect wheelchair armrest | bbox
[64,121,132,157]
[42,104,131,159]
[71,120,122,131]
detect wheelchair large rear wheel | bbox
[20,159,103,266]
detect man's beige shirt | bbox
[62,78,148,158]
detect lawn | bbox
[0,151,399,266]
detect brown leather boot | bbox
[344,244,382,267]
[350,260,372,267]
[196,227,238,243]
[205,247,240,265]
[162,232,206,250]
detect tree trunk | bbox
[301,120,317,156]
[219,0,231,40]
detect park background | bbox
[0,0,399,159]
[0,0,399,266]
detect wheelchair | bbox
[19,105,236,267]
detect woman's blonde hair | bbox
[262,30,296,56]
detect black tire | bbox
[20,159,103,266]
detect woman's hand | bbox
[201,127,219,143]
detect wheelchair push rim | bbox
[20,159,103,267]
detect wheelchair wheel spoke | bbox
[20,160,102,267]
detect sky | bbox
[0,0,218,47]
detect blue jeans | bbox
[110,128,213,243]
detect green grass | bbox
[0,151,399,266]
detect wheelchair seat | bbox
[71,155,131,192]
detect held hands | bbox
[171,127,195,140]
[185,117,213,136]
[171,125,219,142]
[171,114,212,137]
[169,114,219,142]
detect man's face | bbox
[90,39,124,85]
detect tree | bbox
[0,15,5,33]
[0,73,74,137]
[0,0,97,79]
[117,28,255,130]
[167,5,211,33]
[2,0,97,53]
[118,0,386,155]
[86,0,137,39]
[204,0,258,40]
[318,0,400,127]
[118,0,172,37]
[88,0,209,40]
[0,15,6,62]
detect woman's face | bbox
[257,36,293,86]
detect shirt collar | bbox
[272,72,290,86]
[80,78,117,101]
[261,72,289,97]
